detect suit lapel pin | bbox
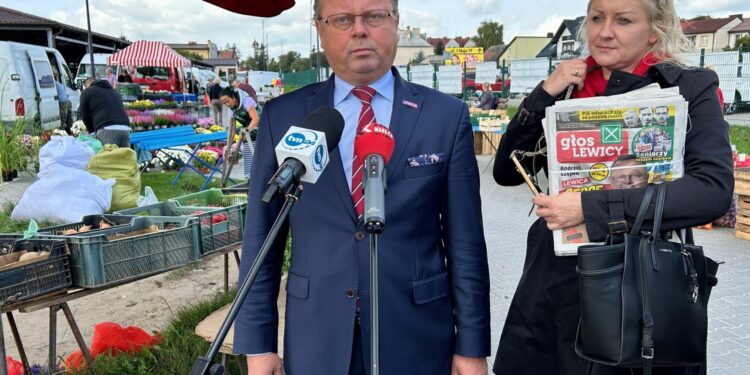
[402,99,418,109]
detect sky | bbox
[4,0,750,61]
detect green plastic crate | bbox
[115,201,243,256]
[0,236,72,303]
[169,188,247,226]
[38,214,138,235]
[36,217,201,288]
[169,188,247,207]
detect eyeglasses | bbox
[318,9,395,30]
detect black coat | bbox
[492,63,733,375]
[79,80,130,133]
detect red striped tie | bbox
[350,86,376,220]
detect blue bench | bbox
[131,127,236,191]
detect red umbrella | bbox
[203,0,296,17]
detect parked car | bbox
[74,53,115,89]
[0,41,80,130]
[130,66,184,92]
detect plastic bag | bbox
[38,135,95,175]
[137,186,159,207]
[77,133,103,154]
[86,144,140,212]
[11,166,115,223]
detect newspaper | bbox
[543,84,688,255]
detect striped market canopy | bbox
[107,40,192,68]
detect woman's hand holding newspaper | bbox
[533,192,584,230]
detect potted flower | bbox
[193,148,220,174]
[0,119,27,182]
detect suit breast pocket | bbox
[404,162,443,179]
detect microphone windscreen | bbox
[302,107,345,152]
[354,123,395,164]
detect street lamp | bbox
[85,0,95,78]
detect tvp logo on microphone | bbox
[283,130,319,151]
[276,126,329,183]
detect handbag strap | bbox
[629,185,657,236]
[637,184,668,375]
[651,183,667,236]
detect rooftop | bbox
[681,15,743,35]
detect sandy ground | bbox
[2,253,241,366]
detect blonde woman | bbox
[492,0,733,373]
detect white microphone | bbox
[262,108,344,203]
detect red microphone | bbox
[354,123,394,233]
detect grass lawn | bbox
[730,125,750,154]
[0,171,228,233]
[69,289,244,375]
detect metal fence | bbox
[279,48,750,125]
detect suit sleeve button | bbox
[355,231,365,240]
[345,289,357,298]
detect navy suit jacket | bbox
[234,68,490,375]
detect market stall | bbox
[107,40,191,96]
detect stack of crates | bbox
[116,200,243,256]
[169,188,248,225]
[37,216,201,288]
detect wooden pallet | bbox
[736,167,750,196]
[736,190,750,240]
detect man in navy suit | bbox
[233,0,490,373]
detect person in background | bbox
[105,67,117,89]
[233,0,491,374]
[232,79,258,103]
[208,77,224,125]
[492,0,733,373]
[478,82,495,110]
[219,87,259,181]
[79,78,131,148]
[53,73,73,134]
[117,69,133,83]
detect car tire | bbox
[465,87,476,97]
[725,102,736,115]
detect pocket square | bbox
[407,153,444,167]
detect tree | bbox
[279,51,303,73]
[472,20,504,51]
[241,40,269,71]
[724,35,750,51]
[410,51,425,65]
[176,49,203,61]
[434,40,444,56]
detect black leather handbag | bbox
[575,184,720,374]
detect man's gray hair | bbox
[313,0,399,19]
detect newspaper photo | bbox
[543,84,687,255]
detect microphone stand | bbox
[364,156,386,375]
[190,182,303,375]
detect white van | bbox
[74,53,114,88]
[0,41,80,130]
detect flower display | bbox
[195,127,211,134]
[193,148,220,168]
[151,146,191,170]
[71,120,88,136]
[209,125,224,133]
[197,117,213,129]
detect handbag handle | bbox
[629,185,657,236]
[651,183,667,236]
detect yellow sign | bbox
[446,47,484,54]
[445,47,484,69]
